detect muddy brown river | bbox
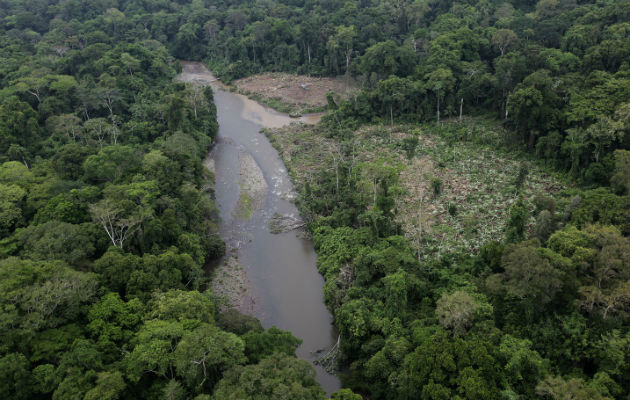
[177,62,340,394]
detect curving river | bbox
[177,62,340,394]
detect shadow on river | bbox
[176,62,340,394]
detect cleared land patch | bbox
[266,120,569,258]
[234,73,357,115]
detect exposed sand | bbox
[232,152,267,220]
[203,157,215,175]
[176,61,224,86]
[210,255,258,315]
[239,95,301,128]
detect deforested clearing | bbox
[267,119,568,257]
[234,73,357,114]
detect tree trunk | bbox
[332,154,339,194]
[307,44,311,65]
[436,92,440,125]
[459,97,463,123]
[345,50,350,75]
[437,234,445,259]
[528,130,536,150]
[373,178,377,206]
[27,90,41,103]
[416,207,423,261]
[504,91,510,121]
[390,104,394,130]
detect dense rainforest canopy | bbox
[0,0,628,399]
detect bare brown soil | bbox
[234,73,357,112]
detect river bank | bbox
[177,62,323,125]
[176,61,341,394]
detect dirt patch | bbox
[177,61,225,88]
[234,73,357,114]
[211,255,258,315]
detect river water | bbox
[176,62,340,394]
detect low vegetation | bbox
[267,119,568,258]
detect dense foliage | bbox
[203,0,630,187]
[255,0,628,397]
[205,0,626,398]
[284,117,630,398]
[1,0,629,399]
[0,1,327,399]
